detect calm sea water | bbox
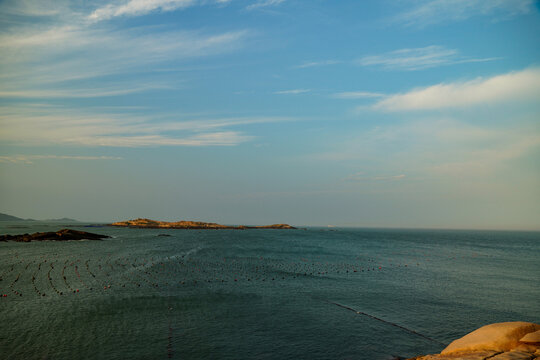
[0,222,538,360]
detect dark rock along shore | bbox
[0,229,110,242]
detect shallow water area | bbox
[0,222,538,359]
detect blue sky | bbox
[1,0,539,229]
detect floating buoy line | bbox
[0,248,486,301]
[0,254,394,300]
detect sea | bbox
[0,222,538,360]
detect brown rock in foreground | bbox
[109,218,296,230]
[408,322,540,360]
[0,229,110,242]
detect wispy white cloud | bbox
[430,134,540,176]
[356,45,498,71]
[0,84,173,99]
[0,24,250,98]
[296,60,342,69]
[143,116,296,132]
[0,104,294,147]
[246,0,286,11]
[0,155,123,164]
[88,0,233,22]
[345,173,406,181]
[273,89,310,95]
[332,91,385,99]
[313,118,540,181]
[64,132,253,147]
[295,46,498,72]
[0,0,251,102]
[0,0,69,17]
[0,25,250,66]
[396,0,534,27]
[373,67,540,111]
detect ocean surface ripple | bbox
[0,223,538,360]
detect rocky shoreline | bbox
[108,218,296,230]
[407,322,540,360]
[0,229,110,242]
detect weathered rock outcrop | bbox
[408,322,540,360]
[251,224,296,229]
[109,218,296,230]
[0,229,110,242]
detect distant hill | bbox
[0,213,77,222]
[0,213,27,221]
[44,218,78,222]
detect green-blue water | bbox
[0,223,538,359]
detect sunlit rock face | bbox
[520,330,540,344]
[109,218,296,230]
[442,322,540,354]
[409,322,540,360]
[110,218,233,229]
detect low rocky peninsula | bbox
[109,218,296,230]
[407,322,540,360]
[0,229,110,242]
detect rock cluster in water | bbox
[408,322,540,360]
[109,218,296,230]
[0,229,110,242]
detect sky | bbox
[0,0,539,229]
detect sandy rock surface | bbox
[521,331,540,344]
[490,350,536,359]
[409,322,540,360]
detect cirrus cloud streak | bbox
[373,68,540,111]
[395,0,534,27]
[0,104,295,147]
[0,155,123,164]
[356,45,498,71]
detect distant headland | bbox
[108,218,296,230]
[0,212,77,222]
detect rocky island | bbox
[407,322,540,360]
[0,229,110,242]
[109,218,296,230]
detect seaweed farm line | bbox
[0,253,396,299]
